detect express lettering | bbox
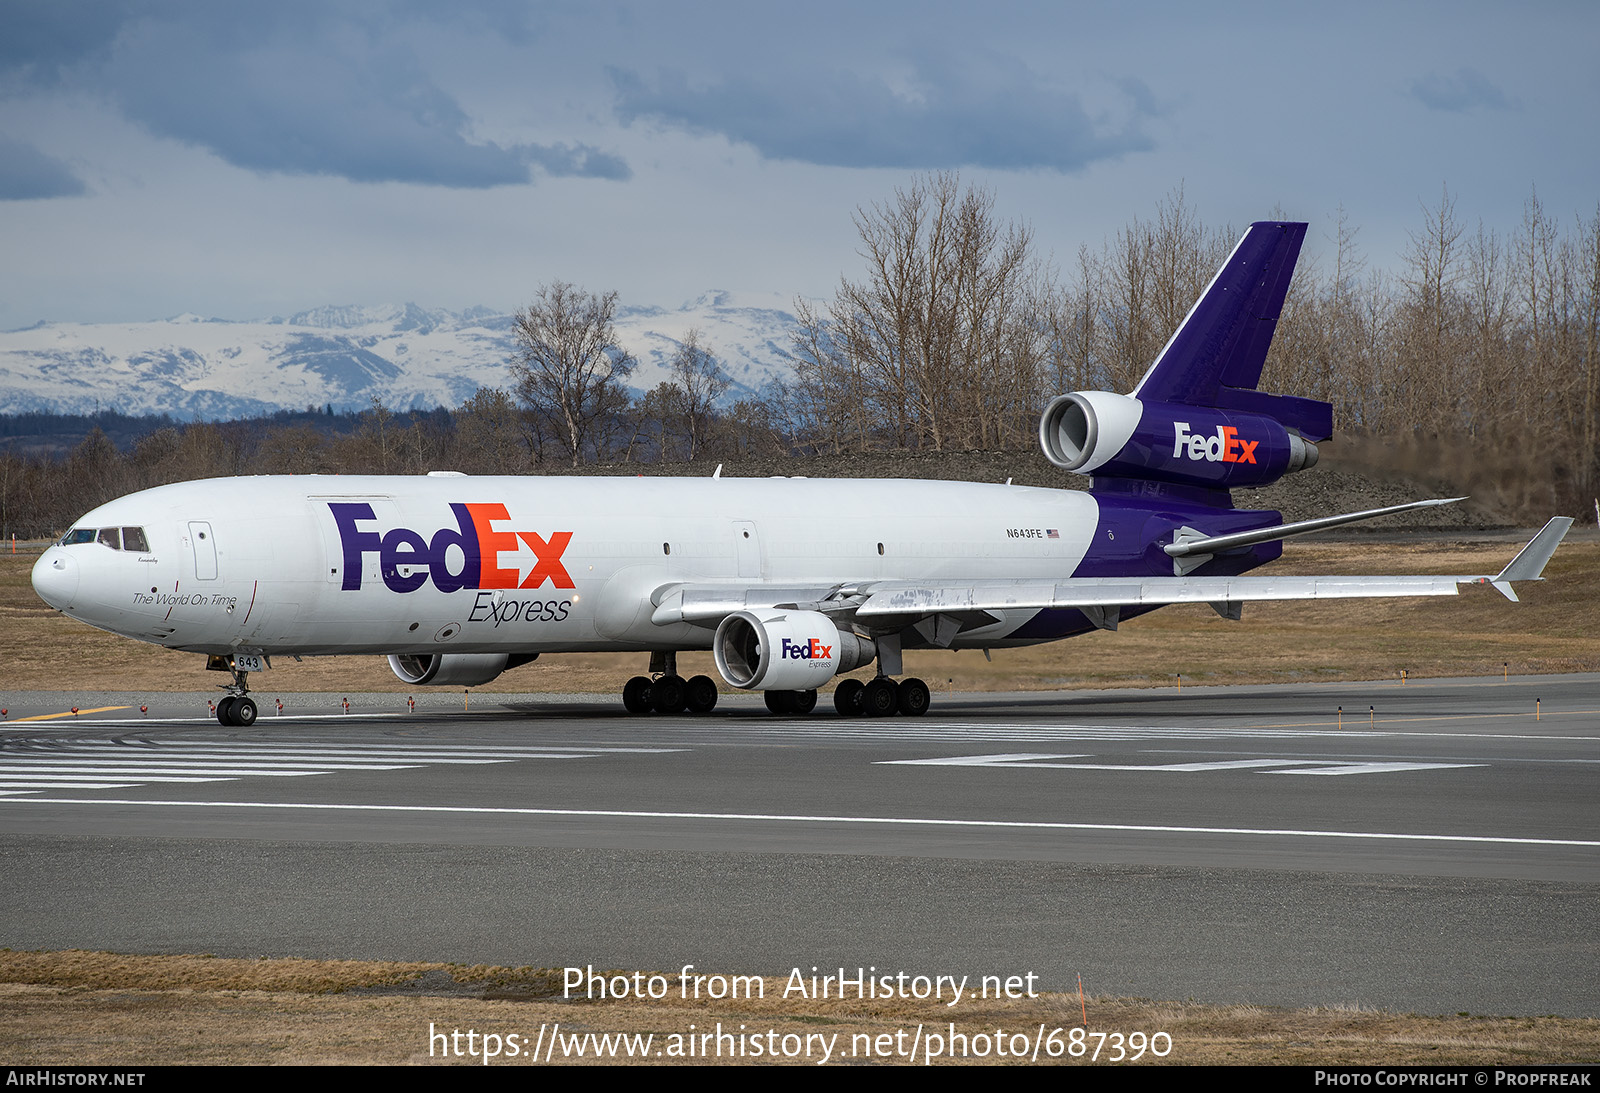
[329,502,575,594]
[468,591,573,627]
[780,637,833,660]
[1172,422,1258,465]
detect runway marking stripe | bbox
[0,773,219,782]
[879,754,1485,775]
[1266,762,1483,776]
[659,723,1600,743]
[7,798,1595,848]
[0,742,685,796]
[0,782,137,790]
[35,748,672,759]
[32,755,583,765]
[0,743,682,757]
[0,764,419,776]
[0,775,226,783]
[917,722,1599,740]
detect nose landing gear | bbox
[213,656,259,726]
[217,694,258,726]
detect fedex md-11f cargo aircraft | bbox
[31,222,1573,726]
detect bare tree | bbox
[452,387,530,473]
[669,328,731,461]
[786,297,870,453]
[508,282,637,466]
[1395,186,1466,432]
[789,172,1042,451]
[1578,204,1600,494]
[349,396,395,472]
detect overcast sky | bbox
[2,1,1595,330]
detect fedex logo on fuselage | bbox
[1172,422,1258,464]
[329,502,574,594]
[780,637,833,660]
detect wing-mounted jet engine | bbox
[713,609,878,690]
[388,652,538,687]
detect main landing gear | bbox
[216,660,258,727]
[759,676,929,717]
[832,676,930,717]
[622,651,720,716]
[618,654,931,718]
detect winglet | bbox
[1488,516,1574,601]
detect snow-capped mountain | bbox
[0,292,803,418]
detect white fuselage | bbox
[32,475,1100,657]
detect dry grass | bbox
[5,537,1596,695]
[1,952,1596,1066]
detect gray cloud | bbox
[0,134,87,199]
[525,144,631,181]
[1,3,628,188]
[1409,67,1516,113]
[0,0,128,84]
[610,53,1154,172]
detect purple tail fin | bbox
[1131,221,1331,441]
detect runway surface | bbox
[2,674,1596,1016]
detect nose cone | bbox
[32,547,79,610]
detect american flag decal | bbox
[1046,529,1059,539]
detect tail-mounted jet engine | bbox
[387,652,538,687]
[713,609,876,691]
[1038,390,1317,491]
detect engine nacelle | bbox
[388,652,527,686]
[1039,390,1317,491]
[713,609,876,691]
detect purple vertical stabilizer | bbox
[1131,222,1331,441]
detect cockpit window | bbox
[59,526,150,550]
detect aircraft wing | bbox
[651,517,1573,630]
[853,574,1468,617]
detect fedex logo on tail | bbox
[329,502,573,594]
[1173,422,1258,465]
[780,637,833,660]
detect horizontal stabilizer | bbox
[1164,497,1467,573]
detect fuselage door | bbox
[733,520,762,578]
[187,520,218,580]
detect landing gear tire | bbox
[896,677,930,717]
[793,689,817,714]
[833,678,865,716]
[622,676,653,714]
[863,677,899,717]
[684,675,719,714]
[216,695,257,727]
[764,690,797,715]
[651,674,687,714]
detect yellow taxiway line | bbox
[9,706,132,722]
